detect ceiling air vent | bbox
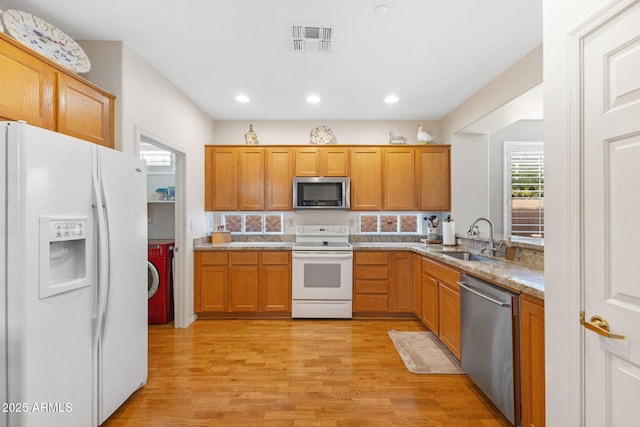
[292,25,332,53]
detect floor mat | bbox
[388,330,464,374]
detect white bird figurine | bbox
[417,124,434,144]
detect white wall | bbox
[440,45,543,140]
[438,46,543,239]
[212,120,441,146]
[80,41,216,328]
[451,133,489,237]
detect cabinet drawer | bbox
[355,252,389,265]
[354,294,389,311]
[230,252,259,265]
[422,257,460,285]
[261,251,290,265]
[200,252,228,265]
[355,280,389,294]
[355,265,389,280]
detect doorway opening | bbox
[137,130,187,329]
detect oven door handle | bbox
[292,252,353,259]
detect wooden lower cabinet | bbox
[260,252,291,312]
[419,256,461,359]
[354,251,390,312]
[195,250,291,316]
[420,273,439,332]
[520,294,545,427]
[194,252,229,313]
[412,253,422,316]
[353,251,414,315]
[389,252,412,312]
[229,252,260,311]
[438,280,461,359]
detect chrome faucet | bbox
[467,217,503,255]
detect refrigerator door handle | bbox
[92,162,109,345]
[98,169,112,331]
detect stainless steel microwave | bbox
[293,177,350,210]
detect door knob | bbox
[580,311,626,340]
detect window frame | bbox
[503,141,544,239]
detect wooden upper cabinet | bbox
[265,148,293,210]
[417,146,451,211]
[350,147,382,210]
[0,35,55,129]
[323,147,349,176]
[294,147,349,177]
[57,73,114,148]
[0,33,114,148]
[238,148,265,210]
[205,147,238,211]
[383,147,416,210]
[295,148,321,176]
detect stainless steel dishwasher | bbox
[459,274,520,426]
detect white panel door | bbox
[582,1,640,425]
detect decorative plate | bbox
[310,125,335,145]
[2,9,91,73]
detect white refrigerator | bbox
[0,122,148,426]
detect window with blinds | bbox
[504,142,544,239]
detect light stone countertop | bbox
[194,241,294,251]
[194,240,544,299]
[352,242,544,299]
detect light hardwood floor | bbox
[103,319,510,426]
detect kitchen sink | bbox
[439,251,495,262]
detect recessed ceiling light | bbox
[235,94,250,103]
[385,95,399,103]
[375,5,389,16]
[306,95,321,104]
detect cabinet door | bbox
[229,265,260,311]
[383,148,416,210]
[194,252,229,313]
[57,73,114,148]
[265,148,293,210]
[199,266,229,312]
[417,146,451,211]
[294,148,320,176]
[238,148,265,210]
[438,281,461,360]
[520,295,545,427]
[0,36,55,129]
[322,147,349,176]
[205,147,238,211]
[420,273,439,333]
[350,147,382,210]
[412,254,422,317]
[389,252,412,312]
[259,252,291,312]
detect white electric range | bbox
[291,225,353,319]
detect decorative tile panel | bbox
[265,215,283,233]
[360,215,378,233]
[380,215,398,233]
[400,215,418,233]
[245,215,263,233]
[224,215,242,232]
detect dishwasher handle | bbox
[457,281,511,308]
